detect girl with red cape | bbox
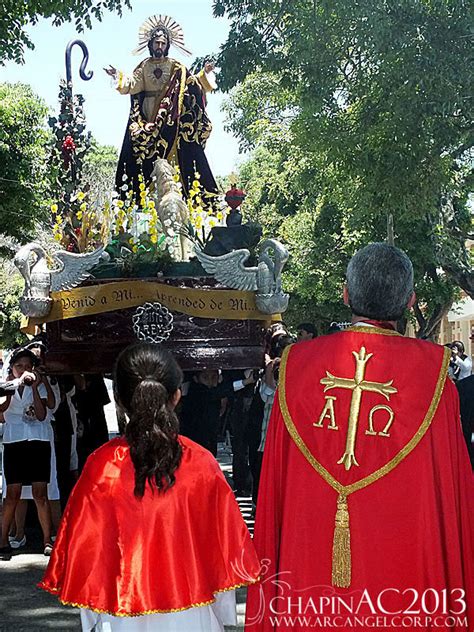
[40,343,260,631]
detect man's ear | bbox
[343,285,350,306]
[407,291,416,310]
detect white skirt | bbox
[80,590,236,632]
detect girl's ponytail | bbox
[114,344,183,497]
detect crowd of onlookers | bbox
[1,322,472,557]
[0,340,111,556]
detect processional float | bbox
[14,22,289,373]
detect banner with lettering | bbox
[22,280,278,331]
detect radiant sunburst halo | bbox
[132,14,192,57]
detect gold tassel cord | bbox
[332,494,351,588]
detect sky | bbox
[0,0,242,177]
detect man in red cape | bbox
[246,243,474,631]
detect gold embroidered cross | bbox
[320,347,397,470]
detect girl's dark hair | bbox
[452,340,466,356]
[114,343,183,498]
[9,348,39,370]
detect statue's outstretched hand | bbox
[204,61,215,73]
[104,65,117,78]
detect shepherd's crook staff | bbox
[65,39,94,85]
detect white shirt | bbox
[3,382,49,443]
[454,355,473,381]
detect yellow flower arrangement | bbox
[49,165,222,259]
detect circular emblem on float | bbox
[132,302,174,343]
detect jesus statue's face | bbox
[151,30,169,58]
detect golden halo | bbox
[132,14,192,57]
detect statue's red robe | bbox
[40,435,260,616]
[246,327,474,631]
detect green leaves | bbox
[0,0,132,65]
[0,82,52,243]
[218,0,473,335]
[0,265,28,348]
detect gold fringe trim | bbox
[332,494,351,588]
[346,325,401,337]
[167,63,187,162]
[38,578,258,618]
[279,344,451,588]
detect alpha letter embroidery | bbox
[314,396,338,430]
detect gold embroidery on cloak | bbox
[314,396,338,430]
[279,339,451,589]
[320,346,397,470]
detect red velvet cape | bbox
[246,327,474,631]
[40,436,259,616]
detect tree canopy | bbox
[0,82,52,247]
[0,264,27,349]
[215,0,473,336]
[0,0,131,64]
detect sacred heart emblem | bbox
[153,68,163,80]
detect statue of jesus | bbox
[105,14,218,205]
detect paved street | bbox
[0,436,253,631]
[0,550,80,631]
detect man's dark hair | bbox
[273,334,294,357]
[297,323,317,338]
[346,243,413,321]
[9,348,39,370]
[452,340,466,356]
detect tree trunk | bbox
[413,299,453,341]
[442,265,474,300]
